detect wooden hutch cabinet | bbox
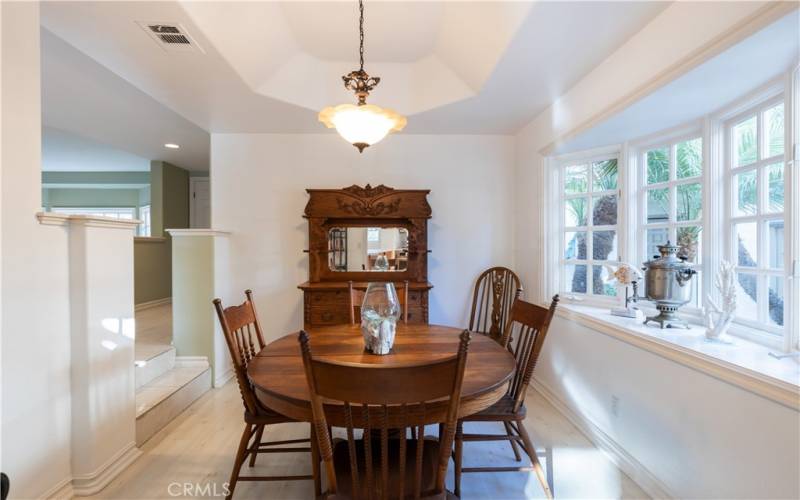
[299,184,433,329]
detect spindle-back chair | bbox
[214,290,316,499]
[454,295,559,499]
[468,267,523,342]
[349,281,410,324]
[299,329,471,499]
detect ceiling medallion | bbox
[318,0,406,153]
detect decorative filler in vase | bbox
[361,282,400,355]
[604,263,644,320]
[703,260,737,343]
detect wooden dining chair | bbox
[468,267,523,342]
[349,280,410,324]
[299,329,472,499]
[214,290,316,499]
[453,295,559,499]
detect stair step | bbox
[135,364,211,446]
[135,345,176,390]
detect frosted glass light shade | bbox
[319,104,406,152]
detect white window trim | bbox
[52,206,137,218]
[632,128,706,316]
[549,145,623,308]
[544,72,798,353]
[138,205,151,237]
[722,96,787,338]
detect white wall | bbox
[1,2,73,497]
[538,316,800,498]
[211,134,515,342]
[513,3,799,498]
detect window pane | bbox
[676,183,702,221]
[768,276,784,327]
[565,165,588,194]
[592,231,617,261]
[646,228,669,260]
[676,138,702,179]
[647,188,669,223]
[565,264,587,294]
[592,195,617,226]
[677,226,702,263]
[735,272,758,321]
[688,269,702,308]
[766,219,784,270]
[593,265,616,296]
[592,159,618,191]
[735,222,758,267]
[733,115,757,167]
[766,163,784,213]
[734,170,757,216]
[646,148,669,184]
[564,231,587,260]
[764,104,784,158]
[565,198,587,227]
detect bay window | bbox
[547,78,795,351]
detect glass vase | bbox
[360,282,400,355]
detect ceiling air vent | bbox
[136,21,204,54]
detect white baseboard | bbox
[134,297,171,312]
[43,477,74,499]
[214,367,234,388]
[71,442,142,496]
[174,355,209,368]
[531,378,674,500]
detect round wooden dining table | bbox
[248,323,516,426]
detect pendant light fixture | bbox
[318,0,406,152]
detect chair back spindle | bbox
[468,267,522,341]
[213,290,268,415]
[499,295,559,412]
[300,330,471,499]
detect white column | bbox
[54,214,142,495]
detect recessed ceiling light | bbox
[164,143,180,149]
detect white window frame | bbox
[551,146,623,306]
[138,205,151,237]
[633,127,706,315]
[544,72,797,352]
[52,206,137,220]
[721,93,790,345]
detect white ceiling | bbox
[42,126,151,172]
[40,1,670,136]
[556,10,800,154]
[41,27,210,171]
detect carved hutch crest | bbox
[299,185,432,328]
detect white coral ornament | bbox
[704,260,737,342]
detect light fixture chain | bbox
[359,0,365,71]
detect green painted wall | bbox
[44,188,143,210]
[163,163,189,234]
[42,171,150,185]
[171,235,215,373]
[136,161,191,304]
[134,238,171,304]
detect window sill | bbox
[556,304,800,410]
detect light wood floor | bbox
[88,381,648,499]
[135,303,173,361]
